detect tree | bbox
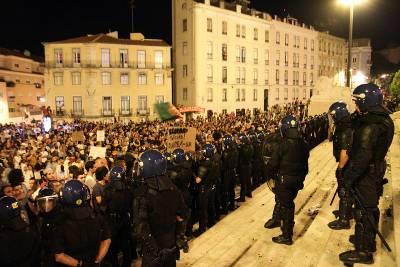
[390,70,400,97]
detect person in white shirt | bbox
[84,160,96,193]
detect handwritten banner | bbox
[166,127,196,152]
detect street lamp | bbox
[339,0,365,88]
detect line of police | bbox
[0,82,394,267]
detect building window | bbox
[54,49,63,65]
[310,73,314,85]
[276,50,280,66]
[183,65,188,77]
[254,28,258,40]
[284,70,288,85]
[275,88,280,100]
[236,46,240,62]
[304,38,308,50]
[222,88,227,102]
[137,50,146,68]
[207,41,213,59]
[222,67,227,83]
[236,67,241,84]
[14,63,19,68]
[155,73,164,85]
[72,48,80,64]
[183,19,187,32]
[265,50,269,65]
[138,72,147,85]
[207,88,213,102]
[155,95,164,104]
[284,88,288,100]
[253,89,258,101]
[285,34,289,46]
[121,96,130,113]
[71,72,81,85]
[73,96,82,113]
[311,40,315,51]
[276,32,280,44]
[138,96,148,112]
[102,72,111,85]
[253,69,258,85]
[120,73,129,85]
[241,47,246,63]
[54,72,63,85]
[207,18,213,32]
[55,96,64,114]
[292,88,296,100]
[265,70,269,85]
[241,88,246,101]
[304,55,307,69]
[183,88,188,101]
[253,48,258,64]
[311,56,314,70]
[207,65,213,82]
[154,51,163,69]
[102,96,112,114]
[222,43,227,61]
[241,67,246,84]
[236,24,240,37]
[276,69,279,84]
[265,30,270,43]
[183,42,188,55]
[236,88,240,102]
[120,49,128,68]
[101,48,110,67]
[303,89,307,99]
[8,96,16,102]
[241,25,246,38]
[285,51,288,67]
[222,21,227,35]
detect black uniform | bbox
[343,107,394,254]
[267,128,309,242]
[221,143,239,212]
[133,175,185,267]
[238,142,254,200]
[331,116,353,226]
[103,180,133,267]
[252,140,264,188]
[50,206,111,266]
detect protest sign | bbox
[97,130,105,142]
[166,127,196,152]
[71,131,85,142]
[89,146,107,159]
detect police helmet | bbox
[172,148,185,164]
[239,134,249,144]
[36,187,58,213]
[0,196,21,225]
[257,132,265,142]
[279,115,299,137]
[59,180,87,207]
[163,152,172,163]
[136,150,167,178]
[223,134,233,146]
[184,151,194,161]
[352,83,383,112]
[328,102,350,123]
[248,132,257,143]
[109,165,126,182]
[202,144,216,159]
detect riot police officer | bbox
[265,115,309,245]
[339,84,394,265]
[252,132,265,188]
[194,144,218,235]
[103,166,133,267]
[327,102,353,230]
[133,149,185,267]
[51,180,111,266]
[36,187,62,267]
[0,196,40,267]
[221,135,239,213]
[238,134,254,202]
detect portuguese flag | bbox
[155,102,183,121]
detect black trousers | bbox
[239,164,252,198]
[221,169,236,210]
[107,218,132,267]
[197,186,215,231]
[274,175,304,210]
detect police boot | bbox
[264,202,281,229]
[272,207,294,245]
[339,209,373,265]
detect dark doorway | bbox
[264,89,269,111]
[310,89,313,98]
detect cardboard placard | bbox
[71,131,85,142]
[89,146,107,159]
[166,127,196,152]
[97,130,105,142]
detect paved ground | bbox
[178,112,400,267]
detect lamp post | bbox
[339,0,364,88]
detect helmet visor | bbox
[37,196,57,213]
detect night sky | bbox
[1,0,399,57]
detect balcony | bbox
[119,108,133,117]
[101,109,115,117]
[253,79,258,85]
[45,61,171,70]
[71,109,84,117]
[137,108,150,116]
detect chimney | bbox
[236,4,242,13]
[106,31,119,39]
[130,33,145,41]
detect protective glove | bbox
[335,168,344,186]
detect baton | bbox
[330,188,338,206]
[351,188,392,252]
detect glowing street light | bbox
[338,0,366,88]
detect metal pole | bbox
[130,0,135,33]
[346,2,354,88]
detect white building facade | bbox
[172,0,347,115]
[349,38,372,87]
